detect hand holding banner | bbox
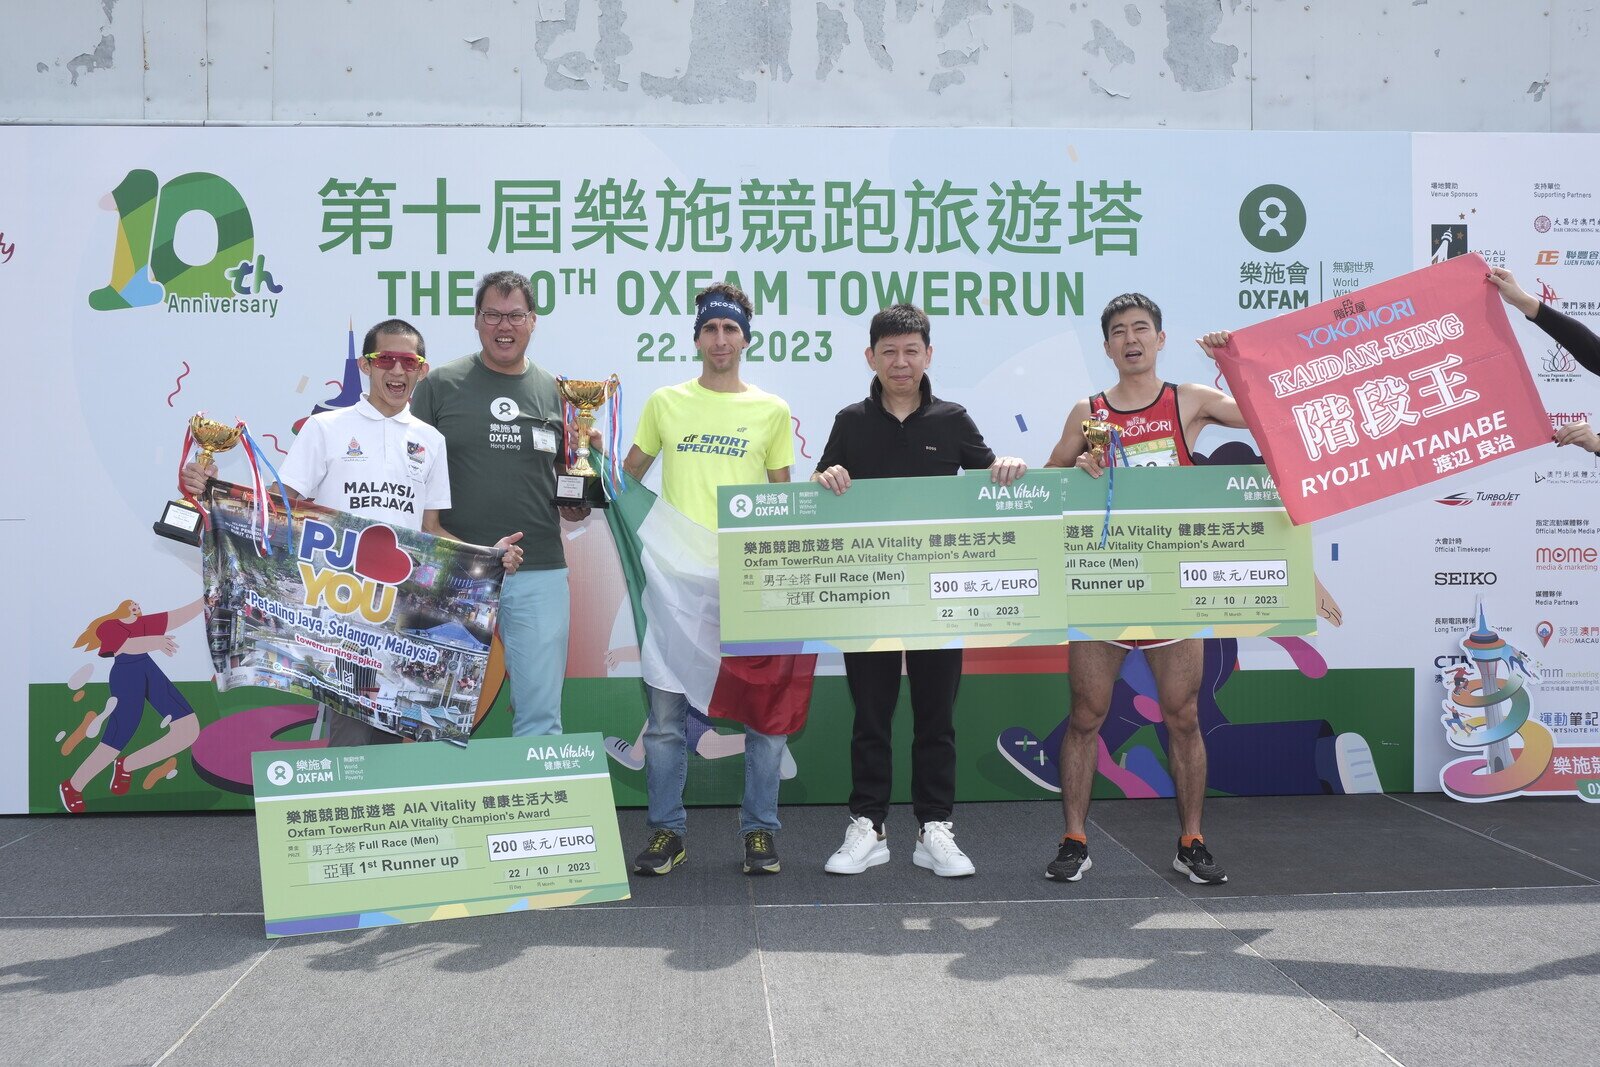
[1215,254,1550,524]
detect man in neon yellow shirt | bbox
[622,284,796,877]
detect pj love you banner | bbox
[203,483,506,748]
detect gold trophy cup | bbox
[154,414,244,545]
[1082,418,1123,468]
[553,375,619,508]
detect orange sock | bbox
[1061,832,1087,845]
[1180,834,1204,848]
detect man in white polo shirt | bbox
[184,318,524,746]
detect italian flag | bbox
[604,474,817,735]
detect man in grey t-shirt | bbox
[410,271,588,738]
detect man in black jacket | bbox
[812,303,1027,878]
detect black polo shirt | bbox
[815,374,996,479]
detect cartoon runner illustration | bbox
[1449,665,1471,694]
[1508,647,1539,682]
[60,597,206,813]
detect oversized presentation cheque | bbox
[717,472,1070,654]
[1062,465,1317,641]
[252,734,629,937]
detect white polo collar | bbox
[353,396,416,424]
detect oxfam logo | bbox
[1239,184,1307,253]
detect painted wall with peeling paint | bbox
[2,0,1596,130]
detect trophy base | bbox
[552,473,609,510]
[153,498,205,546]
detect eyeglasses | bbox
[478,310,530,327]
[362,351,427,370]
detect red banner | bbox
[1217,253,1549,524]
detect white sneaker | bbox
[824,815,889,874]
[913,821,975,877]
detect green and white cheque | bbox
[1062,465,1317,641]
[718,472,1070,654]
[252,734,628,937]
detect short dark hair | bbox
[475,270,536,313]
[363,318,426,360]
[695,282,753,321]
[1100,293,1162,338]
[869,303,930,347]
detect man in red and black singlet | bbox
[1041,293,1246,887]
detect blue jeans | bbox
[642,683,784,835]
[498,567,570,738]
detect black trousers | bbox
[843,648,963,829]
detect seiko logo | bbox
[1434,571,1497,585]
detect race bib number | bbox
[1121,442,1179,468]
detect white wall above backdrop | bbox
[2,1,1597,131]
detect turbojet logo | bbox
[297,520,414,624]
[1436,490,1520,507]
[88,169,283,316]
[1239,184,1306,253]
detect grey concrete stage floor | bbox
[2,795,1596,1066]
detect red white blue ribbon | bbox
[1098,430,1130,548]
[602,375,624,499]
[241,424,296,556]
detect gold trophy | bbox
[154,414,243,545]
[1082,418,1123,468]
[553,375,620,508]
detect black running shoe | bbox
[743,830,781,875]
[633,829,686,876]
[1045,837,1092,881]
[1173,840,1228,884]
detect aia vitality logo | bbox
[88,169,284,316]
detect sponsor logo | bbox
[0,230,12,264]
[1122,415,1174,437]
[491,397,521,421]
[1539,345,1582,385]
[1535,465,1600,485]
[1294,298,1416,349]
[1548,410,1590,431]
[1536,249,1560,266]
[1239,184,1306,253]
[728,493,754,519]
[88,169,283,315]
[1434,571,1497,585]
[1535,216,1553,233]
[1430,223,1468,262]
[1538,621,1554,646]
[1535,545,1600,570]
[1434,490,1520,507]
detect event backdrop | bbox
[4,127,1596,815]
